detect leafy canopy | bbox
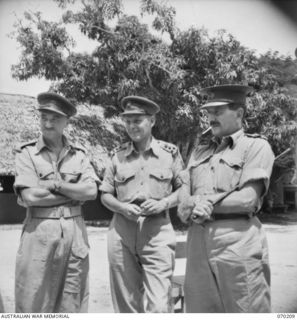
[10,0,297,165]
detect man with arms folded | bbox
[14,92,99,312]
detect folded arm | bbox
[39,179,98,202]
[57,181,97,201]
[20,187,73,207]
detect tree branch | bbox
[145,66,162,98]
[87,24,120,37]
[151,62,173,76]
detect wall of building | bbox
[0,175,113,224]
[0,193,113,224]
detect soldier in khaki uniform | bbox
[178,85,275,312]
[14,92,99,313]
[100,96,184,313]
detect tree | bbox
[10,0,297,166]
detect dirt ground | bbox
[0,215,297,313]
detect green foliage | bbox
[258,51,297,88]
[10,0,297,168]
[140,0,177,40]
[11,11,74,81]
[247,92,297,167]
[0,93,124,177]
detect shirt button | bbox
[211,166,214,171]
[140,182,144,185]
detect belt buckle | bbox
[58,207,64,218]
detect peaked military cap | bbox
[37,92,77,117]
[200,84,253,109]
[120,96,160,116]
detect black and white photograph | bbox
[0,0,297,316]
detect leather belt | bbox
[212,213,251,220]
[29,206,82,219]
[131,199,145,206]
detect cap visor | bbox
[120,111,148,116]
[38,107,68,117]
[200,101,230,109]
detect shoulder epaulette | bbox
[109,142,130,157]
[157,140,179,155]
[245,133,267,140]
[16,140,37,152]
[72,144,87,153]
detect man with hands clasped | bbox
[178,85,275,313]
[100,96,184,313]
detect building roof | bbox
[0,93,125,176]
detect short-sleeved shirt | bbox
[99,138,184,203]
[186,129,275,211]
[14,135,99,206]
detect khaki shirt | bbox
[100,138,184,203]
[14,135,99,206]
[186,129,275,211]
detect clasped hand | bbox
[191,197,213,224]
[178,195,213,224]
[123,199,167,221]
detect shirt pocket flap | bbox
[188,155,212,169]
[150,168,172,181]
[38,168,54,179]
[115,168,136,184]
[60,170,82,183]
[220,154,243,169]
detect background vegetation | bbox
[5,0,297,190]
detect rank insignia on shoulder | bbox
[72,144,87,153]
[16,140,37,152]
[157,140,178,155]
[109,142,129,157]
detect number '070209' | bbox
[277,314,295,318]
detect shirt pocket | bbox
[37,167,55,180]
[60,170,82,183]
[149,168,173,199]
[216,154,243,191]
[189,156,212,194]
[114,168,137,200]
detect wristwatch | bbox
[163,198,170,210]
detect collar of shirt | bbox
[229,129,244,148]
[124,137,160,158]
[35,135,72,155]
[211,128,244,149]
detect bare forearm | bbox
[58,181,97,201]
[21,188,72,207]
[212,185,262,214]
[165,189,179,209]
[101,192,126,215]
